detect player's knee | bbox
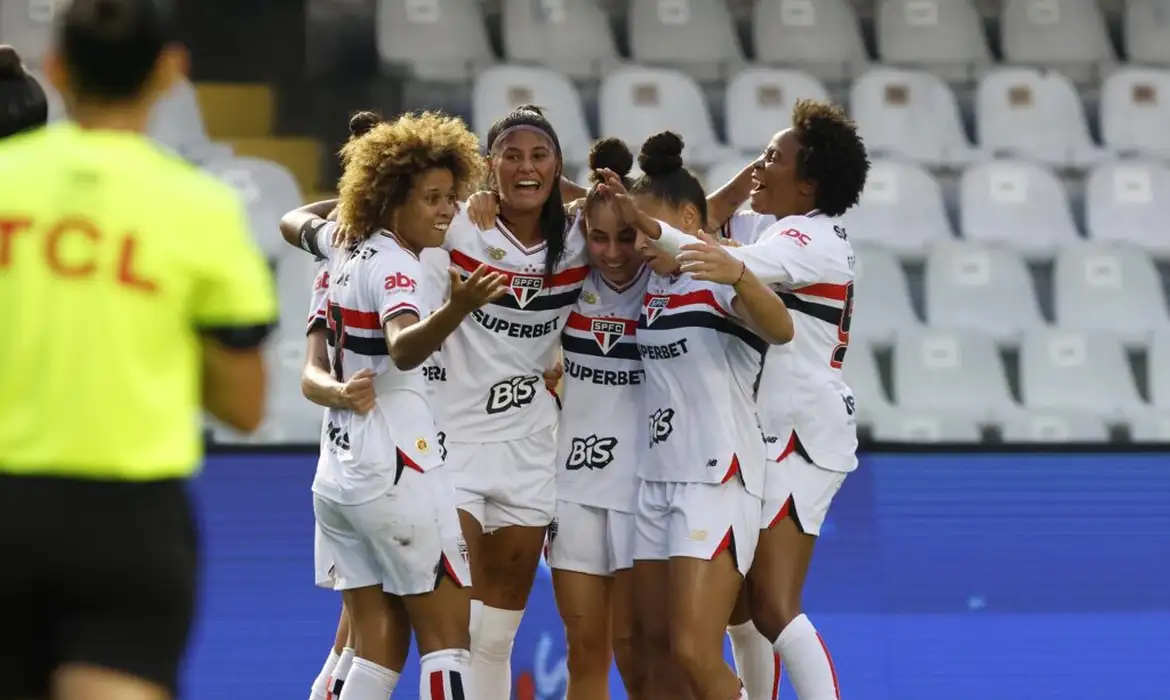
[612,631,643,691]
[470,606,522,663]
[564,621,610,678]
[668,624,716,682]
[750,594,802,642]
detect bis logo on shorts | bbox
[565,435,618,470]
[486,375,540,414]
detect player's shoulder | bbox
[723,211,777,245]
[763,213,851,251]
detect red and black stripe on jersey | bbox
[448,249,587,312]
[324,301,418,356]
[560,311,641,361]
[774,282,849,328]
[638,289,769,356]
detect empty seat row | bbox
[853,242,1170,346]
[866,408,1170,443]
[846,329,1170,442]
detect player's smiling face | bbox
[751,128,815,218]
[492,129,560,214]
[393,167,457,251]
[584,201,641,286]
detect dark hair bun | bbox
[0,46,24,80]
[349,111,381,138]
[638,131,685,177]
[587,137,633,184]
[513,103,548,117]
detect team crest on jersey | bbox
[510,274,544,308]
[581,290,599,305]
[416,438,429,453]
[645,295,670,325]
[486,246,507,261]
[590,319,625,355]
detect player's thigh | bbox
[610,568,640,671]
[548,500,610,577]
[402,574,472,655]
[632,559,671,648]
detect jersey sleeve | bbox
[727,222,841,288]
[298,218,339,260]
[306,261,329,335]
[372,250,426,325]
[191,196,278,348]
[720,212,776,246]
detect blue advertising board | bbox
[184,451,1170,700]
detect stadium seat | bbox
[875,0,992,82]
[264,339,327,443]
[1000,0,1115,81]
[1019,329,1146,419]
[0,0,53,67]
[958,159,1080,259]
[892,329,1017,421]
[599,65,735,167]
[274,251,323,344]
[850,244,922,345]
[841,340,892,427]
[1085,160,1170,257]
[472,66,593,166]
[870,410,983,442]
[501,0,620,80]
[976,67,1106,168]
[1125,0,1170,66]
[148,78,234,166]
[703,159,749,204]
[725,68,829,154]
[26,68,64,123]
[1146,329,1170,407]
[1100,68,1170,159]
[626,0,744,82]
[1128,410,1170,442]
[850,67,979,168]
[752,0,869,82]
[999,410,1111,442]
[924,242,1045,342]
[375,0,495,80]
[838,159,953,257]
[203,156,304,260]
[1053,243,1169,346]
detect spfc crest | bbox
[510,274,544,308]
[645,295,670,325]
[486,246,507,261]
[590,318,625,355]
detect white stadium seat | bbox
[841,340,892,427]
[148,78,234,166]
[1019,329,1146,419]
[1125,0,1170,66]
[871,410,983,442]
[892,329,1017,421]
[0,0,54,68]
[725,68,829,155]
[875,0,992,81]
[976,67,1106,169]
[850,67,978,168]
[1000,0,1115,81]
[838,159,953,257]
[703,160,748,203]
[1100,68,1170,159]
[1128,410,1170,442]
[850,244,922,345]
[1053,243,1170,346]
[958,159,1080,259]
[501,0,620,80]
[203,156,303,261]
[375,0,495,81]
[1150,330,1170,408]
[999,410,1111,442]
[753,0,869,82]
[274,250,323,345]
[626,0,744,82]
[599,65,735,168]
[924,242,1045,342]
[472,66,593,167]
[1085,160,1170,258]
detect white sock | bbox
[336,657,400,700]
[469,605,524,700]
[737,685,750,699]
[470,599,484,638]
[329,647,355,699]
[310,648,341,700]
[772,614,839,700]
[420,648,471,700]
[728,621,779,700]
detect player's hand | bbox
[678,231,746,285]
[326,207,339,222]
[593,168,628,196]
[466,190,500,231]
[331,222,360,249]
[448,265,508,313]
[718,233,742,248]
[341,368,376,414]
[542,362,563,393]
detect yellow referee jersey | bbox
[0,123,277,480]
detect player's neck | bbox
[497,204,543,246]
[68,101,150,133]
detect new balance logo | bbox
[486,375,540,414]
[566,435,618,470]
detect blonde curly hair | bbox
[337,111,486,239]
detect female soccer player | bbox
[655,99,871,700]
[284,111,508,700]
[545,137,647,700]
[603,131,796,700]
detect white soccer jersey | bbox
[309,230,445,506]
[439,209,588,442]
[556,267,649,513]
[722,210,859,473]
[637,223,768,496]
[307,260,330,334]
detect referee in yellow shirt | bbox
[0,2,278,700]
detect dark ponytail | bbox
[632,131,708,224]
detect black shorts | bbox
[0,474,198,699]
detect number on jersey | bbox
[327,303,347,381]
[829,282,854,369]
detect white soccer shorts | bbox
[444,425,557,532]
[312,467,471,596]
[547,500,635,576]
[313,523,335,589]
[762,449,847,537]
[633,478,762,577]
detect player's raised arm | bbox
[704,156,757,231]
[279,199,338,255]
[686,232,794,344]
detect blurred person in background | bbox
[0,1,277,699]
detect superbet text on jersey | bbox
[437,210,588,442]
[724,211,859,472]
